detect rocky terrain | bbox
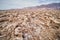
[0,8,60,40]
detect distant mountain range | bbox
[24,3,60,10]
[36,3,60,9]
[0,3,60,10]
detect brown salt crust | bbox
[0,9,60,40]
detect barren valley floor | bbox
[0,8,60,40]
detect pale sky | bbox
[0,0,60,10]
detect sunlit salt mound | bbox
[0,7,60,40]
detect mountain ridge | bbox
[0,3,60,10]
[24,3,60,10]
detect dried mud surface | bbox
[0,9,60,40]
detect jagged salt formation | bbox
[0,9,60,40]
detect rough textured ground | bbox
[0,9,60,40]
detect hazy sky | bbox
[0,0,60,10]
